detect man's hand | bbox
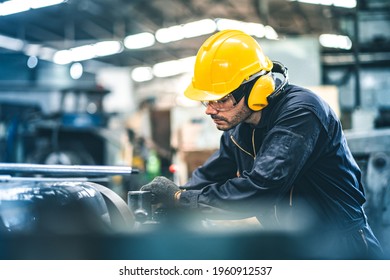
[140,176,181,208]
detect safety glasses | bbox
[201,93,238,112]
[201,78,253,112]
[201,71,265,112]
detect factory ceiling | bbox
[0,0,389,69]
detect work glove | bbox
[140,176,182,208]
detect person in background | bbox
[141,30,383,258]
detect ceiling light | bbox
[24,44,41,56]
[216,19,278,39]
[68,45,95,61]
[216,18,247,32]
[155,19,217,44]
[0,0,30,16]
[131,67,153,82]
[153,60,184,77]
[245,23,266,38]
[319,34,352,50]
[152,56,196,78]
[155,25,184,43]
[182,19,217,38]
[264,26,278,40]
[30,0,65,9]
[0,0,66,16]
[0,34,24,50]
[53,40,123,64]
[38,46,57,61]
[93,41,123,56]
[288,0,356,9]
[27,56,38,69]
[53,50,72,64]
[124,32,155,49]
[70,62,83,80]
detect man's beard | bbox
[211,106,253,131]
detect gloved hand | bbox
[140,176,182,208]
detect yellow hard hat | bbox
[184,29,273,101]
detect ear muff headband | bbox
[246,61,289,111]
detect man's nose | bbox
[205,104,218,115]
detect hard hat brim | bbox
[184,83,230,101]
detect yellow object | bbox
[184,29,274,111]
[247,73,275,111]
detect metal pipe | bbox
[353,1,361,108]
[0,163,139,176]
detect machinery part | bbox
[0,180,135,234]
[127,191,153,223]
[345,128,390,254]
[0,181,111,234]
[0,163,138,177]
[90,182,135,232]
[0,163,137,233]
[366,152,390,245]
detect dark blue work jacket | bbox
[180,84,363,227]
[179,84,383,257]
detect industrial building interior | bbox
[0,0,390,260]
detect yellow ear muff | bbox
[247,74,275,111]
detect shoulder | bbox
[280,84,333,116]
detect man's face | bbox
[204,97,253,131]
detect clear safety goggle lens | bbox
[201,94,237,112]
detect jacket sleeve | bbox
[179,107,322,219]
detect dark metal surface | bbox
[0,181,111,233]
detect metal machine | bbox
[345,128,390,253]
[0,163,137,234]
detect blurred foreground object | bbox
[0,163,137,234]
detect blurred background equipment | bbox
[345,128,390,254]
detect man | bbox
[141,30,383,258]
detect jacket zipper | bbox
[230,129,257,159]
[289,185,295,206]
[359,229,369,251]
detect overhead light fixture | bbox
[30,0,66,9]
[70,62,83,80]
[27,56,39,69]
[0,0,29,16]
[319,34,352,50]
[288,0,356,9]
[93,41,123,56]
[132,56,195,82]
[124,32,155,49]
[153,60,184,77]
[0,34,24,50]
[155,25,185,44]
[53,40,123,64]
[0,0,66,16]
[153,56,196,78]
[36,46,57,61]
[264,25,278,40]
[181,19,217,38]
[155,19,216,43]
[216,19,278,39]
[131,67,154,82]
